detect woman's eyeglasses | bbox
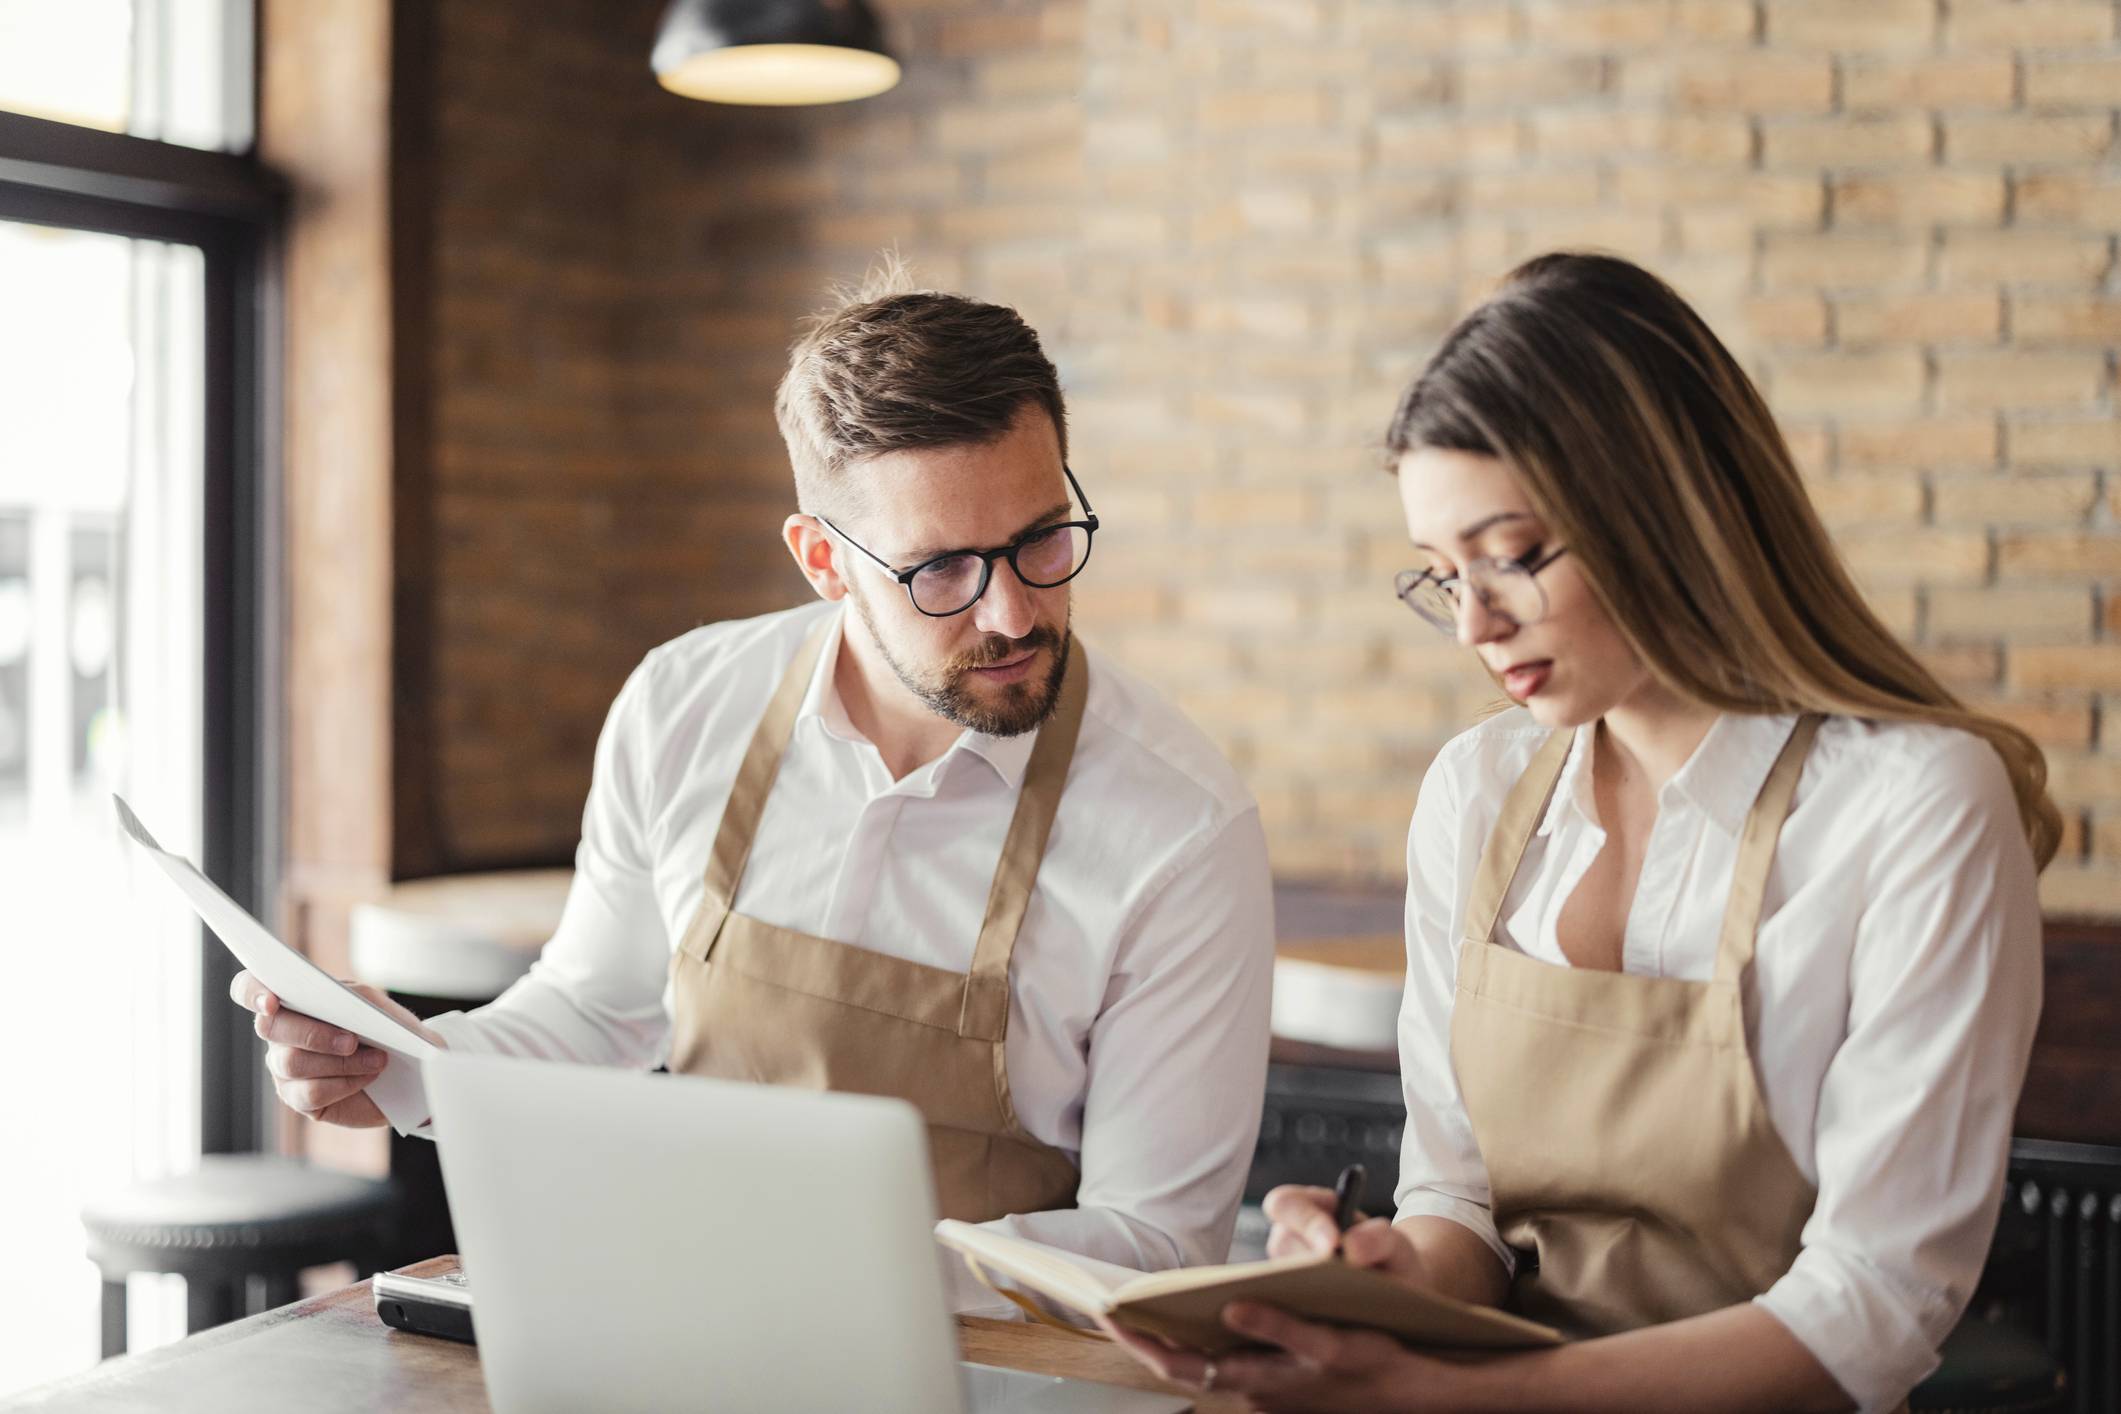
[1394,545,1568,635]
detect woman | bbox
[1106,252,2054,1412]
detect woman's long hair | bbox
[1388,251,2060,870]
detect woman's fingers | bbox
[1261,1184,1344,1256]
[1340,1217,1403,1269]
[1095,1317,1211,1387]
[1224,1302,1342,1369]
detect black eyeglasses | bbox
[1395,545,1568,635]
[820,466,1100,618]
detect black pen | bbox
[1331,1163,1367,1251]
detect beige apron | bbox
[666,619,1084,1224]
[1450,715,1823,1339]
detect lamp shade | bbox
[652,0,900,106]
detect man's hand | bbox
[228,971,445,1128]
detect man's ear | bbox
[783,514,848,602]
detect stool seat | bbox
[350,868,570,1002]
[1909,1318,2066,1413]
[83,1156,398,1356]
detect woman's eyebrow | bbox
[1409,510,1536,552]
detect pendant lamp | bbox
[652,0,900,106]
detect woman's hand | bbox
[1098,1303,1469,1412]
[1264,1184,1428,1286]
[1093,1184,1465,1408]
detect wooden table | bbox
[3,1258,1242,1413]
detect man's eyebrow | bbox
[899,499,1073,566]
[1409,510,1536,553]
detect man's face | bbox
[833,406,1076,738]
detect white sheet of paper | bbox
[114,795,438,1061]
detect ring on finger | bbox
[1200,1359,1219,1392]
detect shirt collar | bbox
[1665,711,1799,838]
[796,607,1040,790]
[1534,710,1798,840]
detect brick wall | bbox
[406,0,2121,912]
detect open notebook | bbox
[936,1222,1562,1357]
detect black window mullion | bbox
[0,112,282,1158]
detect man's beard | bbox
[847,585,1071,738]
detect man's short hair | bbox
[774,264,1068,519]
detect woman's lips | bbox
[1502,661,1552,699]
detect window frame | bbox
[0,106,284,1156]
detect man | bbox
[234,276,1276,1308]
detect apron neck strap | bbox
[678,618,834,963]
[1461,727,1574,948]
[959,636,1089,1042]
[1711,714,1822,986]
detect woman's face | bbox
[1396,446,1652,729]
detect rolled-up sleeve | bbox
[1392,743,1515,1273]
[979,809,1276,1270]
[1754,734,2042,1413]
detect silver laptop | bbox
[426,1052,1191,1414]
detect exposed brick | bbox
[1840,416,2001,470]
[1805,471,1925,522]
[1675,0,1759,41]
[1946,113,2115,165]
[2015,647,2121,694]
[1842,55,2017,112]
[1764,0,1939,49]
[936,11,1044,56]
[1760,233,1928,290]
[1972,697,2095,749]
[2008,417,2121,466]
[1840,527,1992,583]
[1835,292,2002,344]
[1457,53,1608,108]
[1522,0,1676,48]
[1998,532,2121,577]
[2016,173,2121,226]
[1196,87,1329,133]
[1832,170,2007,226]
[2024,56,2121,109]
[1193,485,1319,528]
[1745,293,1831,344]
[1945,0,2117,49]
[388,0,2121,904]
[1918,643,2005,689]
[1770,349,1929,413]
[1762,114,1936,168]
[1930,586,2095,639]
[2014,297,2121,343]
[2040,867,2121,916]
[1939,231,2114,288]
[1932,473,2100,525]
[1936,351,2108,411]
[1672,52,1835,112]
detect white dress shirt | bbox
[370,601,1276,1313]
[1393,707,2041,1413]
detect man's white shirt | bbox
[370,601,1276,1311]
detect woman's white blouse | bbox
[1394,708,2042,1413]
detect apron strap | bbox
[1711,714,1823,986]
[676,618,835,964]
[1461,727,1575,948]
[959,637,1090,1042]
